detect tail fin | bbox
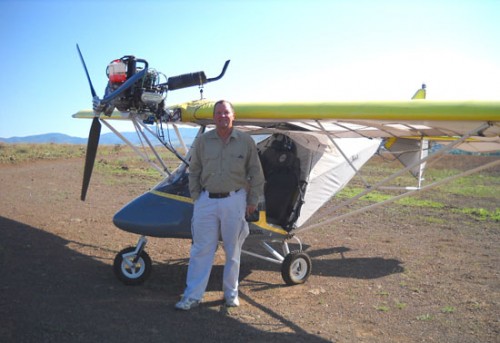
[384,84,428,181]
[411,84,426,99]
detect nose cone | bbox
[113,191,193,238]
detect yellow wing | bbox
[74,85,500,152]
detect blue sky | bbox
[1,0,499,138]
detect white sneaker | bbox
[175,297,200,311]
[226,296,240,307]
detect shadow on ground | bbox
[239,243,404,284]
[1,216,333,342]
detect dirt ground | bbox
[0,154,498,342]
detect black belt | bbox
[207,189,240,199]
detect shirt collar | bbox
[207,128,239,140]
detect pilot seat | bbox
[259,134,305,231]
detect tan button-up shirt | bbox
[188,129,264,205]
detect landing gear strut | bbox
[242,236,312,285]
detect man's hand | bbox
[246,204,257,217]
[245,204,259,222]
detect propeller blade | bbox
[81,117,101,201]
[76,44,97,98]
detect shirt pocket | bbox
[204,148,219,160]
[229,152,247,174]
[203,149,220,173]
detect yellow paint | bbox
[75,99,500,123]
[401,136,487,142]
[150,190,194,204]
[385,137,397,149]
[252,211,289,236]
[411,87,426,100]
[72,110,131,120]
[175,100,500,122]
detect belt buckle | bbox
[207,189,240,199]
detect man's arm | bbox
[246,136,265,208]
[188,138,202,201]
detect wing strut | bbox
[301,158,499,234]
[299,122,493,233]
[99,119,169,177]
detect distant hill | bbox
[0,129,198,146]
[0,133,86,144]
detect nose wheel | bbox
[113,236,152,285]
[281,251,312,285]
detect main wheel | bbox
[113,247,152,285]
[281,251,312,285]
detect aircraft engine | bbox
[105,57,167,115]
[76,43,230,200]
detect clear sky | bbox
[1,0,499,138]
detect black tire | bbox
[113,247,152,286]
[281,251,312,285]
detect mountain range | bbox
[0,129,198,146]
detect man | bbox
[175,100,265,310]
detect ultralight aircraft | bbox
[73,45,500,286]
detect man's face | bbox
[213,102,234,130]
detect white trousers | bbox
[182,189,249,301]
